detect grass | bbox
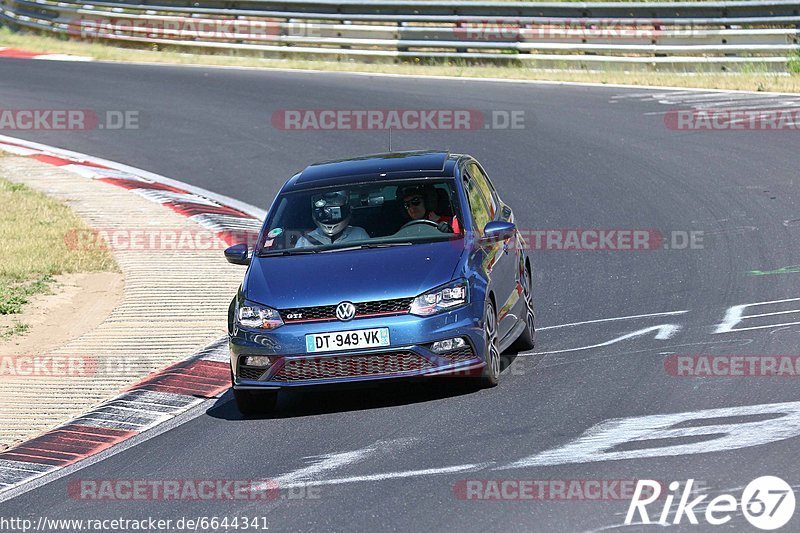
[0,321,28,340]
[1,27,799,93]
[0,175,117,336]
[789,50,800,75]
[0,276,51,315]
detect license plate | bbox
[305,328,390,353]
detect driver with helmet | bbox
[295,190,369,247]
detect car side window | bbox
[467,162,497,219]
[464,173,491,235]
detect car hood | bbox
[243,240,464,308]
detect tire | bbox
[234,388,278,415]
[477,300,501,388]
[511,264,536,352]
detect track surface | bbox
[1,59,799,531]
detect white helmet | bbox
[312,190,351,238]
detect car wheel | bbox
[233,388,278,415]
[478,300,501,388]
[511,265,536,352]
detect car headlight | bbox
[410,279,468,316]
[237,301,284,330]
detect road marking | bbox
[717,321,800,333]
[526,325,681,355]
[538,310,688,331]
[501,400,800,469]
[622,90,800,126]
[745,308,800,319]
[658,94,778,104]
[715,297,800,334]
[278,463,491,489]
[535,339,754,370]
[611,91,696,100]
[252,439,418,493]
[644,103,800,116]
[692,100,800,110]
[272,448,380,486]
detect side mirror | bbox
[224,243,250,265]
[483,221,516,242]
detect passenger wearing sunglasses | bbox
[400,186,460,233]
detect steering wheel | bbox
[401,219,440,229]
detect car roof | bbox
[281,151,462,192]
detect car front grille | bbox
[238,364,268,381]
[272,351,434,382]
[437,346,477,364]
[279,297,413,324]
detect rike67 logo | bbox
[626,476,795,530]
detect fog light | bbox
[244,356,272,367]
[431,337,467,353]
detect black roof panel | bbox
[286,151,451,191]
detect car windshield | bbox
[256,179,463,256]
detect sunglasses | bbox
[403,196,424,209]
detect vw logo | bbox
[336,301,356,321]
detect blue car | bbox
[225,151,535,413]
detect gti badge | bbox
[336,301,356,321]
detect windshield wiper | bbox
[359,242,413,248]
[320,242,414,253]
[259,242,413,256]
[257,249,319,257]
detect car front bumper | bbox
[230,306,485,389]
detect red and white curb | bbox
[0,135,265,498]
[0,340,229,494]
[0,134,266,235]
[0,47,93,61]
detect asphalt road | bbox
[1,59,799,531]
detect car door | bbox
[463,161,520,341]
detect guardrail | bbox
[1,0,799,71]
